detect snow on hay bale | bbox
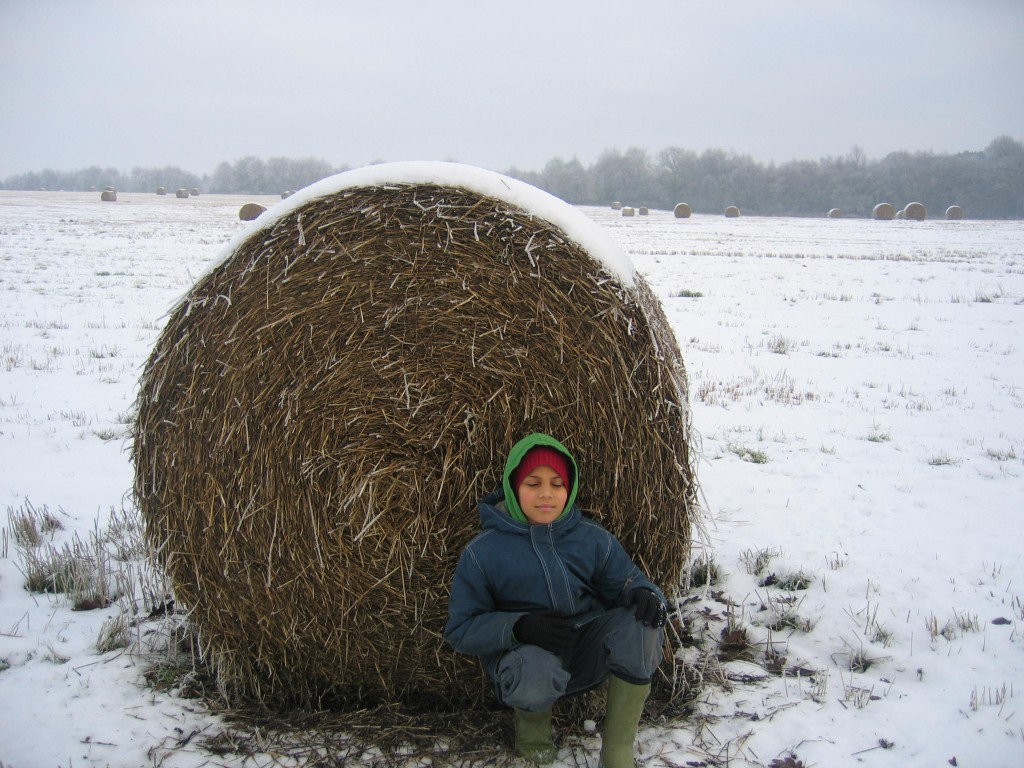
[133,162,699,712]
[828,208,844,219]
[873,203,896,220]
[238,202,267,221]
[673,202,691,218]
[724,205,740,218]
[904,201,926,221]
[946,205,964,220]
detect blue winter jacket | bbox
[444,483,665,678]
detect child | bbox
[445,432,667,767]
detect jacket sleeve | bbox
[444,545,524,657]
[591,526,666,607]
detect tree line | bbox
[507,135,1024,219]
[0,156,343,198]
[3,136,1022,218]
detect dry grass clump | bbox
[724,206,740,218]
[7,499,64,547]
[945,205,964,220]
[873,203,895,220]
[7,501,116,611]
[133,177,700,713]
[238,202,266,221]
[904,202,926,221]
[673,203,691,218]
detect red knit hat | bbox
[511,446,572,492]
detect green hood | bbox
[502,432,580,524]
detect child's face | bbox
[516,465,568,525]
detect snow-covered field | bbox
[1,190,1022,767]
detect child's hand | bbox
[623,589,667,628]
[514,611,578,654]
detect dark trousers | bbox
[494,607,663,711]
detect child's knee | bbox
[606,609,664,681]
[495,647,571,710]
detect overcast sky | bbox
[2,0,1022,178]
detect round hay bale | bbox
[611,201,622,210]
[100,190,117,202]
[189,187,200,197]
[673,202,691,218]
[638,206,649,216]
[175,188,189,199]
[281,190,295,199]
[621,206,636,217]
[156,187,167,196]
[133,162,699,713]
[724,205,740,218]
[873,203,895,220]
[827,208,843,219]
[904,201,926,221]
[945,205,964,220]
[895,208,906,220]
[238,202,267,221]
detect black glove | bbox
[514,610,578,654]
[623,588,666,628]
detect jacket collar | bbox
[479,488,581,534]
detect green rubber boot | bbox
[514,707,556,765]
[599,676,650,768]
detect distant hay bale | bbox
[724,205,740,218]
[175,189,189,199]
[904,202,926,221]
[133,163,700,713]
[638,206,649,216]
[828,208,843,219]
[281,190,295,199]
[872,203,895,220]
[189,188,201,197]
[156,187,167,196]
[100,190,117,202]
[945,205,964,220]
[621,206,636,217]
[611,201,622,210]
[673,203,691,218]
[238,202,267,221]
[895,209,906,220]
